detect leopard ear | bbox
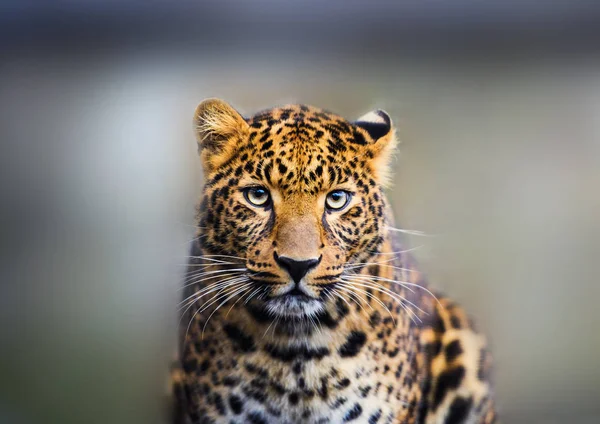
[193,98,249,172]
[355,109,397,185]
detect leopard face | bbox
[174,100,497,424]
[194,100,396,319]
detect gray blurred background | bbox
[1,2,599,423]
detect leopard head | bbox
[193,99,397,319]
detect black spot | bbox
[369,311,382,327]
[433,366,466,410]
[213,393,226,415]
[247,411,268,424]
[245,302,273,323]
[336,378,351,389]
[183,358,197,373]
[432,314,446,333]
[359,385,372,398]
[278,163,288,175]
[444,396,473,423]
[343,403,363,422]
[242,386,267,404]
[368,409,382,424]
[424,341,442,358]
[318,377,329,399]
[223,376,240,387]
[270,381,286,396]
[339,331,367,358]
[445,340,463,363]
[450,315,462,329]
[331,397,348,409]
[198,359,211,375]
[265,344,329,362]
[288,392,300,405]
[223,324,256,352]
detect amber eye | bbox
[243,187,271,207]
[326,190,351,211]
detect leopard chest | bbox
[183,328,423,424]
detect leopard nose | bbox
[274,253,321,284]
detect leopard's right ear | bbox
[193,98,249,172]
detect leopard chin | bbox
[264,292,326,319]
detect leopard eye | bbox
[326,190,351,211]
[243,186,271,207]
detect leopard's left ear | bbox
[354,109,397,185]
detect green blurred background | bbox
[1,2,599,423]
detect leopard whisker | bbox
[385,226,437,237]
[367,245,424,256]
[185,256,245,264]
[344,262,418,274]
[336,281,396,325]
[347,274,442,307]
[330,287,353,312]
[183,281,250,346]
[334,284,373,315]
[179,276,242,308]
[183,261,239,268]
[202,283,253,338]
[339,276,427,316]
[243,287,264,305]
[225,285,257,318]
[196,254,247,261]
[197,281,253,315]
[262,313,281,339]
[321,286,336,304]
[182,267,247,281]
[178,275,250,314]
[345,257,398,268]
[180,270,247,290]
[339,277,426,322]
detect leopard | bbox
[171,98,497,424]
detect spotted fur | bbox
[172,99,497,423]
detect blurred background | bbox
[1,2,599,423]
